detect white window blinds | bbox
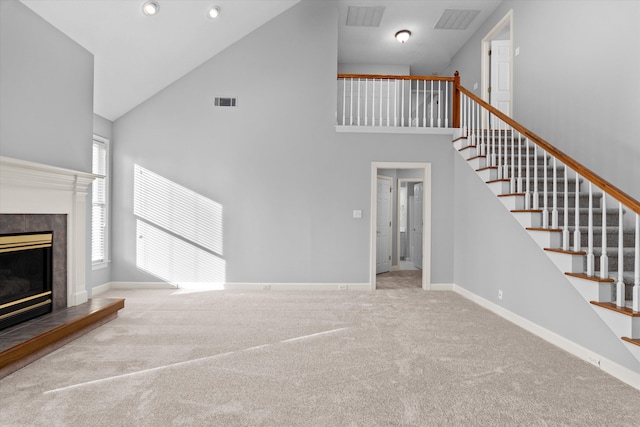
[92,137,108,264]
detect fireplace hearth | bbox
[0,232,54,330]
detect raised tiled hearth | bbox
[0,298,125,379]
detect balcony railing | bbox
[337,73,460,129]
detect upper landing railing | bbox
[337,73,460,129]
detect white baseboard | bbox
[450,283,640,391]
[429,283,454,291]
[91,281,371,294]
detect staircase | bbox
[453,119,640,364]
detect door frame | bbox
[370,162,431,290]
[376,175,393,275]
[481,9,513,122]
[396,178,423,269]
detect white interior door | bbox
[376,177,392,274]
[413,183,423,270]
[490,39,511,126]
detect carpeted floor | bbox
[1,285,640,426]
[376,270,422,289]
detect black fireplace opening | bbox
[0,231,53,330]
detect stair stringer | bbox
[452,134,640,377]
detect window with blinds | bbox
[92,136,109,266]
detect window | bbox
[92,135,109,267]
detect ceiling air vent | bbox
[346,6,385,27]
[434,9,481,30]
[214,97,237,107]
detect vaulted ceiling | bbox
[20,0,502,121]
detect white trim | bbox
[371,162,431,291]
[336,125,454,135]
[0,156,99,307]
[450,283,640,391]
[91,282,371,293]
[91,134,110,267]
[376,175,393,275]
[481,9,513,119]
[430,283,454,291]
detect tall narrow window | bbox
[92,135,109,266]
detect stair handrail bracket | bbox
[456,82,640,348]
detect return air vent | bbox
[346,6,385,27]
[214,97,237,107]
[434,9,480,30]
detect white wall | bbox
[338,64,410,75]
[111,1,454,286]
[0,0,93,173]
[446,0,640,200]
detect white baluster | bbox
[386,78,390,127]
[414,80,418,127]
[510,127,516,193]
[461,95,466,136]
[517,131,523,193]
[438,81,442,128]
[422,80,427,127]
[633,213,639,312]
[400,80,404,127]
[430,80,434,127]
[524,138,531,210]
[470,100,475,147]
[349,78,353,125]
[379,78,383,126]
[357,78,361,126]
[340,79,344,124]
[445,81,449,128]
[551,158,558,229]
[600,193,608,279]
[533,144,540,209]
[372,78,376,126]
[562,164,570,250]
[364,79,369,126]
[616,202,625,307]
[573,172,581,252]
[586,182,594,276]
[393,80,397,127]
[542,150,548,228]
[497,120,503,179]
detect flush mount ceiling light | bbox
[142,1,159,16]
[208,6,221,19]
[395,30,411,43]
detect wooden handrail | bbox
[458,85,640,215]
[337,74,456,82]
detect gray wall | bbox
[0,0,93,173]
[111,1,455,285]
[446,0,640,200]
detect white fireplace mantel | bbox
[0,156,100,307]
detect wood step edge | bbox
[622,337,640,347]
[452,136,467,143]
[526,227,563,233]
[459,145,475,152]
[486,178,510,184]
[0,298,125,370]
[512,209,543,213]
[498,193,525,198]
[476,166,497,172]
[544,248,586,255]
[590,301,640,317]
[566,273,614,282]
[467,155,486,161]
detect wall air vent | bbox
[214,97,237,107]
[346,6,385,27]
[434,9,480,30]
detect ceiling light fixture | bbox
[208,6,221,19]
[395,30,411,43]
[142,1,159,16]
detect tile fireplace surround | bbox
[0,156,98,309]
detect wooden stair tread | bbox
[0,298,125,373]
[512,209,543,213]
[544,248,586,255]
[526,227,563,232]
[566,273,615,282]
[498,193,525,197]
[590,301,640,317]
[467,155,486,161]
[476,166,497,172]
[622,337,640,347]
[486,178,510,184]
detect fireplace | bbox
[0,231,54,330]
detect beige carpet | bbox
[1,286,640,426]
[376,270,422,289]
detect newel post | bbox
[452,71,461,128]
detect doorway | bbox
[370,163,431,290]
[481,10,513,124]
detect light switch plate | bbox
[353,210,362,219]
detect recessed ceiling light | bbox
[208,6,221,19]
[395,30,411,43]
[142,1,159,16]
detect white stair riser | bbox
[511,211,541,228]
[527,229,562,249]
[498,195,525,210]
[591,307,640,338]
[476,168,496,182]
[544,251,584,274]
[487,180,511,196]
[467,156,485,170]
[566,276,611,303]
